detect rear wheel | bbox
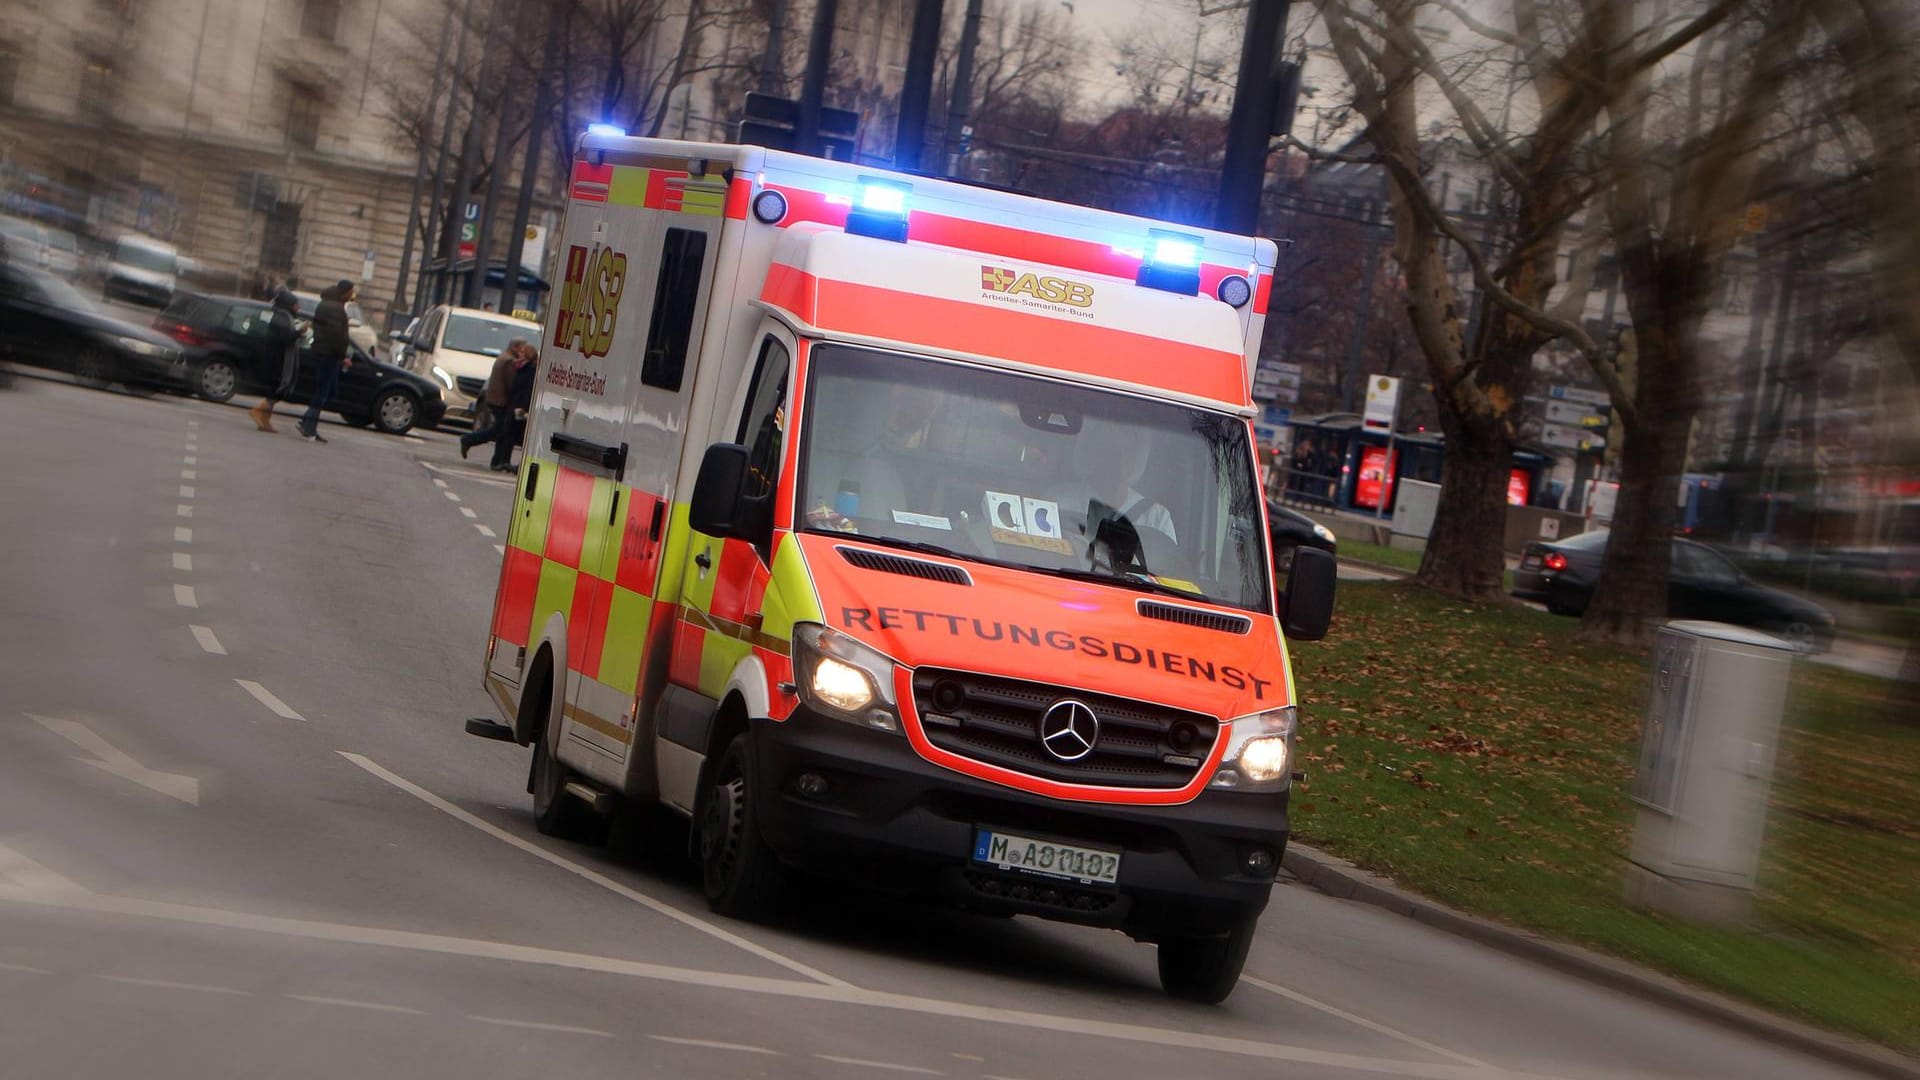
[372,388,420,435]
[1157,917,1256,1003]
[699,734,787,921]
[195,356,238,403]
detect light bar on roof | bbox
[585,122,626,138]
[1136,229,1204,295]
[846,177,912,242]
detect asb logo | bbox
[552,244,629,359]
[979,264,1095,307]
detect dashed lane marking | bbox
[235,680,305,721]
[173,553,192,572]
[474,524,496,538]
[175,527,192,544]
[189,626,227,656]
[176,505,193,518]
[471,1016,613,1038]
[0,962,50,975]
[816,1055,943,1074]
[647,1035,781,1055]
[460,507,478,519]
[187,420,198,428]
[950,1054,986,1062]
[173,585,198,609]
[184,456,197,466]
[433,478,448,489]
[98,974,246,995]
[494,544,505,555]
[1242,975,1492,1070]
[181,469,196,480]
[179,485,196,499]
[337,752,850,988]
[289,994,423,1015]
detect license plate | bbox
[972,829,1120,885]
[1521,555,1541,569]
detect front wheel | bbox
[195,356,238,403]
[71,348,114,389]
[372,388,420,435]
[1157,917,1257,1003]
[699,734,787,921]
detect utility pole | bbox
[439,0,511,305]
[500,4,561,318]
[794,0,838,157]
[418,0,478,310]
[894,0,945,172]
[943,0,984,177]
[393,1,455,319]
[467,0,525,309]
[1216,0,1292,235]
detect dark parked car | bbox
[153,293,446,435]
[1512,529,1836,651]
[1268,502,1338,574]
[0,262,188,390]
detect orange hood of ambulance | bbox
[795,534,1292,719]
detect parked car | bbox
[398,304,542,424]
[104,234,181,307]
[1511,529,1836,651]
[0,262,188,389]
[1268,502,1338,574]
[153,292,446,434]
[0,216,82,278]
[290,289,381,357]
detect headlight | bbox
[1312,523,1337,545]
[431,365,456,391]
[120,337,165,357]
[1210,705,1296,791]
[792,623,900,733]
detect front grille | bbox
[837,545,972,586]
[455,376,486,397]
[962,869,1119,912]
[913,669,1217,789]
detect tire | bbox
[1779,621,1824,654]
[71,348,114,390]
[1157,917,1257,1004]
[699,733,787,921]
[529,702,604,842]
[371,388,420,435]
[195,356,238,403]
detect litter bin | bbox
[1624,620,1795,924]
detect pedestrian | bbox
[247,289,302,433]
[491,343,538,472]
[300,280,356,442]
[459,338,523,460]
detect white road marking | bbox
[235,680,305,721]
[179,485,196,498]
[337,752,851,988]
[474,524,496,538]
[443,490,462,502]
[174,584,198,608]
[181,469,196,480]
[175,526,192,543]
[29,716,200,805]
[471,1016,612,1038]
[173,552,192,572]
[187,420,199,428]
[950,1054,986,1062]
[433,478,448,489]
[176,504,193,518]
[0,880,1569,1080]
[98,974,246,995]
[189,625,227,656]
[184,455,197,466]
[1243,974,1491,1069]
[459,507,478,519]
[289,994,423,1015]
[817,1055,943,1074]
[421,460,517,487]
[648,1035,780,1055]
[0,843,84,899]
[0,962,50,974]
[494,544,505,555]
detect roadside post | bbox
[1625,621,1795,924]
[1361,375,1400,521]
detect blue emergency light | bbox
[586,122,626,138]
[846,178,912,243]
[1136,229,1204,295]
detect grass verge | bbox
[1288,582,1920,1051]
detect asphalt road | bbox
[0,372,1876,1080]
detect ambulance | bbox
[465,130,1337,1003]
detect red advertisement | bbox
[1354,446,1397,510]
[1507,468,1530,507]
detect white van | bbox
[104,235,180,307]
[402,304,542,423]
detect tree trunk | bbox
[1415,407,1513,599]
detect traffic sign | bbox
[1543,422,1607,452]
[1545,399,1609,428]
[1363,375,1400,433]
[1548,384,1609,407]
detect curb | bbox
[1280,843,1920,1080]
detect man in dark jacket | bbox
[458,338,524,460]
[300,280,356,442]
[491,343,538,472]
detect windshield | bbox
[116,241,176,274]
[443,314,526,357]
[28,269,98,314]
[799,345,1270,611]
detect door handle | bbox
[694,549,712,570]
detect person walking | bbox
[458,338,523,460]
[300,280,356,442]
[491,343,538,472]
[247,289,302,433]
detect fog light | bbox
[1244,848,1278,876]
[795,772,831,799]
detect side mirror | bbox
[690,442,751,537]
[1279,547,1337,642]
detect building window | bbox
[302,0,341,41]
[78,57,115,117]
[287,88,323,150]
[0,46,20,108]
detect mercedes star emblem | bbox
[1039,699,1100,762]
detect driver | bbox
[1053,415,1177,544]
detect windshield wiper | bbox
[1031,563,1206,603]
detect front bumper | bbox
[751,709,1288,939]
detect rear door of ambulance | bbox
[489,152,729,775]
